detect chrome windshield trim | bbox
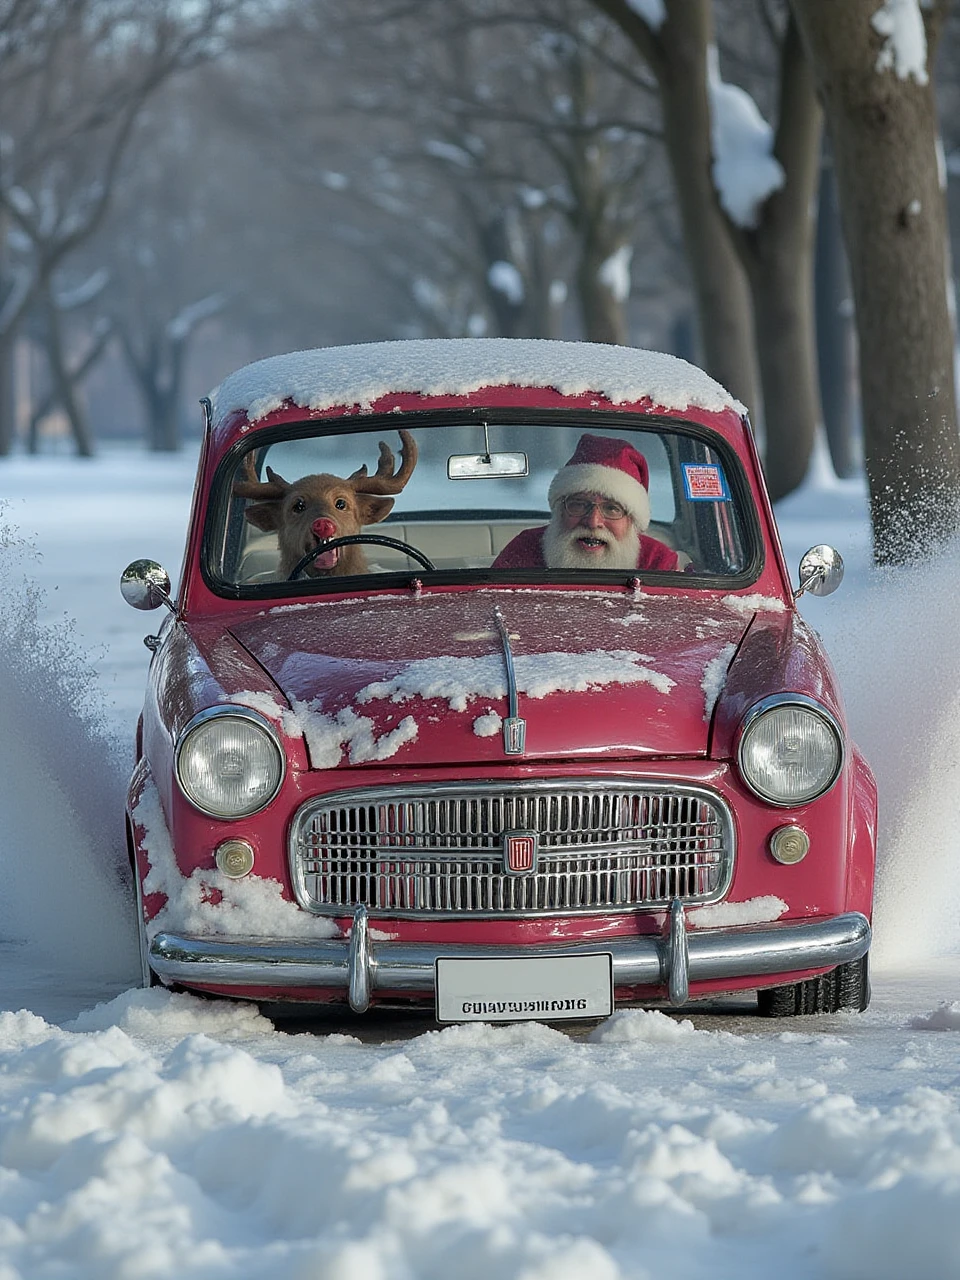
[148,912,872,1000]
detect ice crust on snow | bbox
[209,337,746,423]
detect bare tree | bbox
[0,0,242,455]
[790,0,960,563]
[90,91,234,450]
[232,1,676,348]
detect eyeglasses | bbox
[561,496,628,522]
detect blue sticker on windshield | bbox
[682,463,730,502]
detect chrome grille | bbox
[290,782,733,917]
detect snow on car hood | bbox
[227,590,767,770]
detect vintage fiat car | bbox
[122,338,876,1022]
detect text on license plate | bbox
[435,954,614,1023]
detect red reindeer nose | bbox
[312,517,337,540]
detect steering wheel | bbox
[288,534,437,581]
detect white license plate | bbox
[435,954,614,1023]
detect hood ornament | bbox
[493,606,526,756]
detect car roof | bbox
[207,339,747,441]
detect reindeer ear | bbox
[358,495,395,525]
[242,501,282,532]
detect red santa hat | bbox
[547,434,651,531]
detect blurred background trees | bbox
[3,0,960,562]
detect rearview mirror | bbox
[447,418,529,479]
[447,452,529,479]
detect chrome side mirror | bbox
[795,545,844,599]
[120,559,174,612]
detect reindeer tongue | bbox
[313,546,340,570]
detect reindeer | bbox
[233,429,418,578]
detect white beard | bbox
[542,514,641,570]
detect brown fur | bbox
[233,430,417,578]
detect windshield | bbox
[207,415,758,593]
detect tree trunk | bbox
[591,0,760,419]
[815,158,858,476]
[746,247,821,498]
[791,0,960,563]
[27,319,113,454]
[734,14,823,501]
[42,283,95,457]
[0,207,16,455]
[147,384,180,452]
[0,334,15,455]
[479,213,529,338]
[120,328,185,451]
[577,238,629,345]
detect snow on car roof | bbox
[210,338,746,424]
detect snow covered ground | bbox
[1,441,959,1280]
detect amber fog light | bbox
[769,825,810,865]
[215,839,255,878]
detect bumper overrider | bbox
[148,902,872,1012]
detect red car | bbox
[122,338,876,1021]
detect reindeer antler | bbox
[348,429,418,495]
[233,454,291,500]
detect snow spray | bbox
[815,543,960,967]
[0,511,139,997]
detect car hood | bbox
[227,589,762,769]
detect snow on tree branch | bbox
[624,0,665,30]
[166,292,226,342]
[598,243,632,302]
[871,0,929,84]
[487,260,524,304]
[707,46,785,230]
[54,268,109,311]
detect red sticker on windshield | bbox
[682,463,729,501]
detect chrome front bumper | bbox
[148,904,871,1012]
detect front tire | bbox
[757,953,870,1017]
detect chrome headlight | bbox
[176,708,284,818]
[737,696,843,806]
